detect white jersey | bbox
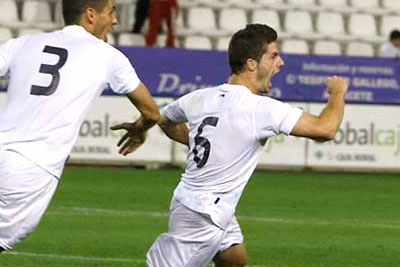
[163,84,302,229]
[0,26,141,177]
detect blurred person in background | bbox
[145,0,179,48]
[114,24,348,267]
[0,0,159,252]
[379,29,400,58]
[132,0,151,34]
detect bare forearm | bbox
[291,76,347,141]
[318,92,346,139]
[134,115,158,132]
[127,83,160,128]
[158,115,189,146]
[161,123,189,146]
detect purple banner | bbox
[1,46,400,104]
[276,55,400,104]
[118,46,230,98]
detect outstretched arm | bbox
[111,83,160,156]
[127,83,160,125]
[291,76,347,141]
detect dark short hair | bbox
[390,30,400,40]
[228,24,278,74]
[62,0,108,25]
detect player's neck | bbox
[78,16,103,40]
[80,23,96,38]
[229,74,259,95]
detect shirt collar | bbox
[221,83,251,94]
[62,25,100,42]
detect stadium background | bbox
[0,0,400,266]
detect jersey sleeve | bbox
[162,92,195,123]
[254,97,303,139]
[108,48,141,95]
[0,37,27,78]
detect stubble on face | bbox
[96,0,116,41]
[257,43,280,95]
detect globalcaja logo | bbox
[78,114,125,138]
[318,122,400,156]
[78,101,170,139]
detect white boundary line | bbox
[4,251,270,267]
[49,206,400,229]
[5,251,145,263]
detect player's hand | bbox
[327,76,348,96]
[110,121,147,156]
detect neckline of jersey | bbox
[221,83,251,94]
[62,25,101,42]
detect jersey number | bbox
[31,46,68,96]
[192,116,219,168]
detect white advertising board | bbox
[2,90,400,172]
[308,104,400,170]
[69,96,174,164]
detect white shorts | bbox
[0,149,59,250]
[146,198,243,267]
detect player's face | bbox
[93,0,117,41]
[256,42,284,94]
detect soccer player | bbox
[0,0,159,252]
[114,24,347,266]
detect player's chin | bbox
[264,82,272,92]
[261,87,270,95]
[102,33,109,42]
[264,82,273,93]
[103,29,113,42]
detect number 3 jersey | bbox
[0,26,141,178]
[163,84,303,229]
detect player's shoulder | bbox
[252,94,291,116]
[98,42,131,65]
[259,94,287,107]
[99,40,123,54]
[0,34,30,57]
[14,30,70,48]
[181,85,221,100]
[22,30,61,41]
[253,94,278,103]
[1,33,30,47]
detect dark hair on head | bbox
[228,24,278,74]
[390,29,400,40]
[62,0,108,25]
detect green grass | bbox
[1,167,399,267]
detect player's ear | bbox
[246,58,257,72]
[84,7,97,25]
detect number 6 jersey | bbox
[163,84,303,229]
[0,26,141,178]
